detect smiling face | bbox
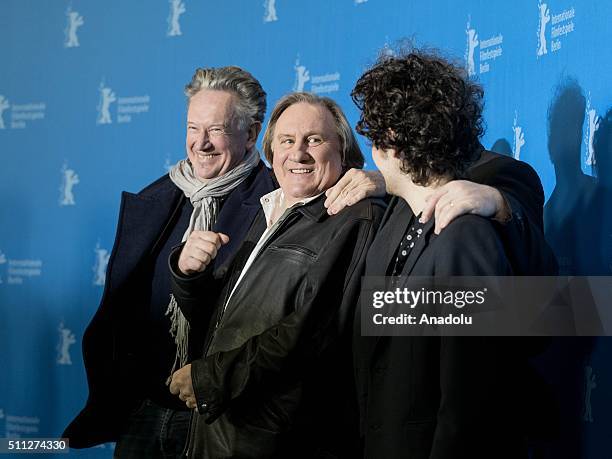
[271,102,343,206]
[185,89,254,180]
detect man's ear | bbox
[246,122,262,149]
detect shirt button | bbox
[200,402,209,411]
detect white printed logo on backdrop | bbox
[293,57,310,92]
[465,18,479,77]
[537,1,575,56]
[465,16,503,76]
[0,95,46,130]
[64,6,84,48]
[4,414,40,436]
[584,93,600,167]
[0,252,43,285]
[355,0,368,4]
[512,111,526,160]
[0,250,6,284]
[0,95,10,129]
[57,321,76,365]
[93,242,110,286]
[167,0,186,37]
[96,79,150,125]
[293,55,340,94]
[263,0,278,23]
[583,365,597,423]
[59,162,79,206]
[96,81,116,125]
[537,1,551,56]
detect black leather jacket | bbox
[170,195,385,458]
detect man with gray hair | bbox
[62,66,292,458]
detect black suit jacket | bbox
[354,151,556,459]
[62,161,275,448]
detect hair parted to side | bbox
[352,45,485,186]
[262,92,364,170]
[185,66,267,130]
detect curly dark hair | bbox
[352,47,485,186]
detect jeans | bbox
[114,399,191,459]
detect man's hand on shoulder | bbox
[324,169,386,215]
[178,231,229,275]
[421,180,510,234]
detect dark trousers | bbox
[114,399,191,459]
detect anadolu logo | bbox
[263,0,278,23]
[64,6,84,48]
[167,0,186,37]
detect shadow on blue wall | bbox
[490,138,513,157]
[532,79,612,459]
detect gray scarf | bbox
[165,147,260,383]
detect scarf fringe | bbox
[165,294,190,385]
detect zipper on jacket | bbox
[181,410,196,457]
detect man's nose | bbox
[287,140,312,162]
[194,132,214,151]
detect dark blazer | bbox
[464,149,557,275]
[170,196,385,459]
[354,151,557,459]
[62,161,275,448]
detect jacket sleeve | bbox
[189,205,384,422]
[466,152,558,275]
[168,244,223,326]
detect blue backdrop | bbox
[1,1,610,457]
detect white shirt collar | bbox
[259,189,323,228]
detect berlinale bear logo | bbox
[64,7,84,48]
[263,0,278,23]
[167,0,186,36]
[537,1,551,57]
[57,321,76,365]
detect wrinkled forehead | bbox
[275,102,337,136]
[187,89,239,125]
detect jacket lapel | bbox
[212,162,275,272]
[363,211,436,367]
[108,182,183,291]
